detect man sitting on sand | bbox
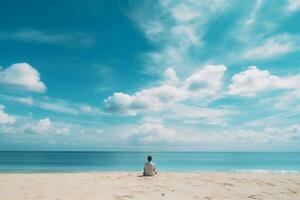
[143,155,157,176]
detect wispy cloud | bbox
[0,29,94,47]
[38,101,79,115]
[241,34,296,59]
[125,121,300,147]
[127,0,230,74]
[0,94,102,116]
[287,0,300,12]
[13,96,34,105]
[219,1,300,63]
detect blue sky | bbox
[1,0,300,151]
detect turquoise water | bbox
[0,151,299,172]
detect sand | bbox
[0,172,300,200]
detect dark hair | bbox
[147,155,152,162]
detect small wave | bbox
[232,169,299,173]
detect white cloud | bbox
[228,66,300,97]
[24,117,70,135]
[0,63,46,93]
[242,35,295,59]
[183,65,227,98]
[80,105,92,112]
[31,118,52,134]
[271,88,300,110]
[128,0,229,74]
[245,0,263,26]
[147,47,183,67]
[54,127,70,135]
[104,92,162,116]
[0,104,16,124]
[144,21,164,41]
[14,97,34,105]
[104,65,227,116]
[287,0,300,12]
[171,25,200,46]
[164,67,180,84]
[128,122,181,144]
[165,104,235,126]
[171,3,200,22]
[0,29,94,47]
[140,116,164,124]
[228,66,281,96]
[0,94,102,116]
[0,114,109,143]
[126,122,300,146]
[38,101,78,115]
[231,3,297,63]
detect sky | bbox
[1,0,300,151]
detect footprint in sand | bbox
[265,182,275,186]
[287,188,297,194]
[248,195,262,200]
[223,183,234,187]
[262,191,273,195]
[114,194,134,200]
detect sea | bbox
[0,151,299,172]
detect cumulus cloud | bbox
[183,65,227,98]
[228,66,300,96]
[104,92,162,116]
[0,104,16,124]
[0,115,74,136]
[104,65,227,116]
[228,66,281,96]
[31,118,52,134]
[0,63,46,93]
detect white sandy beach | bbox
[0,172,299,200]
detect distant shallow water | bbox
[0,151,299,172]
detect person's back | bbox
[143,155,157,176]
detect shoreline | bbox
[1,172,299,200]
[0,169,299,174]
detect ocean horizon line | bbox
[1,150,300,153]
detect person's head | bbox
[147,155,152,162]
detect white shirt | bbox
[144,161,156,176]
